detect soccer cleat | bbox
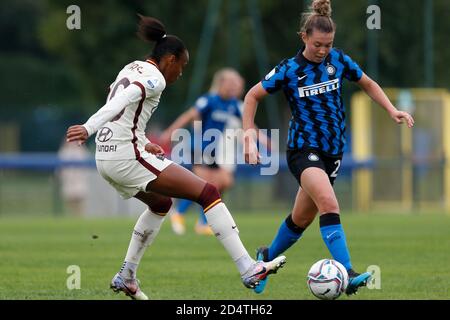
[254,246,270,294]
[345,269,372,295]
[194,221,214,236]
[170,212,186,235]
[110,273,149,300]
[241,255,286,289]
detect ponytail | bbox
[137,14,166,42]
[300,0,336,35]
[137,14,187,63]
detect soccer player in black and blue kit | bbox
[242,0,414,295]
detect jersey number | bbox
[330,159,341,178]
[108,77,130,122]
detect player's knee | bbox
[149,197,173,215]
[222,174,234,191]
[316,194,339,213]
[197,183,221,210]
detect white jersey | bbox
[83,60,166,160]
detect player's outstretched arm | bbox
[242,82,269,164]
[66,84,143,146]
[65,84,143,145]
[357,73,415,128]
[160,107,200,145]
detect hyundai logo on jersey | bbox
[97,127,113,142]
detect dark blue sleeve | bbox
[194,94,211,116]
[261,59,289,93]
[342,53,363,82]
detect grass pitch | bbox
[0,211,449,300]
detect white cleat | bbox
[241,255,286,289]
[110,273,149,300]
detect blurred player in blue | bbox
[161,69,267,235]
[242,0,414,295]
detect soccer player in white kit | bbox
[66,15,286,300]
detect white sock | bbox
[119,261,137,279]
[205,202,255,275]
[119,208,165,279]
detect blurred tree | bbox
[2,0,449,151]
[39,0,147,110]
[0,0,82,110]
[35,0,450,120]
[433,0,450,89]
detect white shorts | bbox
[96,154,173,199]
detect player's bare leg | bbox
[291,187,319,229]
[255,187,317,293]
[301,167,371,295]
[148,162,286,289]
[111,191,172,300]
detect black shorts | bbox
[286,148,343,186]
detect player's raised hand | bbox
[66,125,88,145]
[390,110,415,128]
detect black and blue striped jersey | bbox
[261,47,363,156]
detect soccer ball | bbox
[307,259,349,300]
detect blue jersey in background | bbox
[193,93,242,154]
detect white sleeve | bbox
[135,76,165,98]
[82,83,143,137]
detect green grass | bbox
[0,211,449,300]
